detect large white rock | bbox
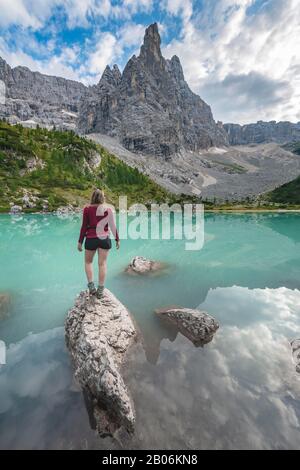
[65,289,138,436]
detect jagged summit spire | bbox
[169,55,185,82]
[99,64,121,87]
[140,22,162,62]
[112,64,121,83]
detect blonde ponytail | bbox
[91,188,105,205]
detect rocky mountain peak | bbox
[168,55,185,82]
[0,23,229,155]
[140,22,163,65]
[112,64,121,83]
[78,23,229,155]
[98,64,122,89]
[0,56,11,80]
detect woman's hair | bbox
[90,188,105,205]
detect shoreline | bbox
[1,207,300,215]
[205,208,300,213]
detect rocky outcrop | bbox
[125,256,164,274]
[21,190,39,209]
[9,204,22,214]
[19,156,45,176]
[0,24,228,152]
[65,289,138,436]
[291,339,300,373]
[0,56,86,130]
[155,306,219,346]
[224,121,300,145]
[78,23,228,156]
[56,204,78,217]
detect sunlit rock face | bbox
[65,289,139,437]
[78,23,228,157]
[0,56,86,130]
[224,121,300,145]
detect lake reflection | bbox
[0,213,300,449]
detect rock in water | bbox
[155,306,219,346]
[291,339,300,373]
[9,204,22,214]
[126,256,164,274]
[0,293,11,320]
[65,289,138,436]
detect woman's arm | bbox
[78,207,89,245]
[108,208,120,247]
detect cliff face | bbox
[78,23,228,156]
[0,56,86,129]
[224,121,300,145]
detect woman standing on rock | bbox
[78,189,120,299]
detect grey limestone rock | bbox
[224,121,300,145]
[155,306,219,346]
[78,23,228,156]
[9,204,23,214]
[291,339,300,373]
[125,256,164,274]
[0,56,86,130]
[65,289,138,436]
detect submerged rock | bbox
[65,289,138,436]
[291,339,300,373]
[126,256,164,274]
[9,204,22,214]
[56,204,78,216]
[155,306,219,346]
[0,293,11,320]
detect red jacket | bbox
[78,205,119,244]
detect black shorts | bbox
[84,237,112,251]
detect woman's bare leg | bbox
[98,248,109,286]
[85,249,96,283]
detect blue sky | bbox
[0,0,299,123]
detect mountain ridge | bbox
[224,121,300,145]
[0,23,228,155]
[78,23,228,156]
[1,23,300,154]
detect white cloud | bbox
[123,0,153,13]
[162,0,193,28]
[0,0,42,29]
[83,31,122,80]
[0,37,82,81]
[162,0,300,123]
[0,0,109,30]
[0,0,299,123]
[0,0,154,30]
[117,22,146,48]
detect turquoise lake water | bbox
[0,212,300,449]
